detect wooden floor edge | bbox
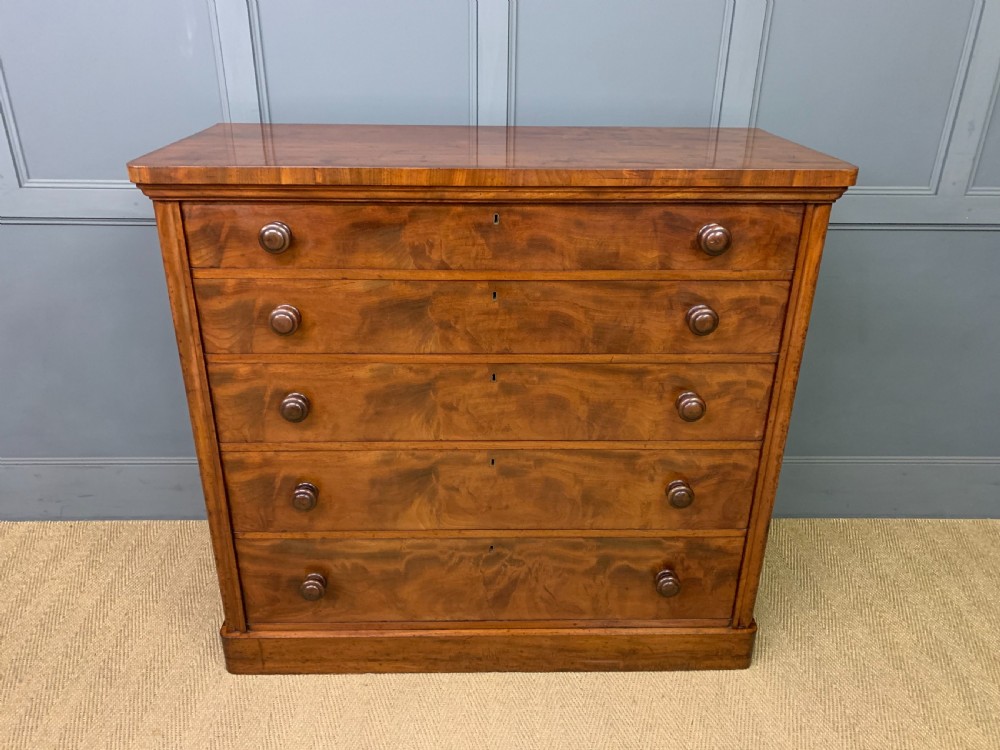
[220,623,757,674]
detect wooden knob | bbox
[269,304,301,335]
[280,392,310,422]
[259,221,292,254]
[292,481,318,511]
[676,391,706,422]
[697,223,732,256]
[666,479,694,508]
[299,572,327,600]
[686,304,719,336]
[656,569,681,598]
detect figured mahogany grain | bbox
[221,440,764,452]
[236,535,743,625]
[222,448,759,532]
[221,624,757,673]
[127,124,858,189]
[195,279,789,355]
[132,124,855,673]
[208,362,774,443]
[243,616,732,631]
[184,202,802,270]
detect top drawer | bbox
[183,203,803,271]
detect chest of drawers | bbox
[129,124,855,673]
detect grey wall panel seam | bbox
[745,0,774,129]
[783,456,1000,465]
[0,56,28,186]
[0,457,198,466]
[0,216,157,226]
[828,223,1000,231]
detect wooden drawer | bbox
[196,279,789,355]
[223,448,759,532]
[208,362,774,443]
[184,203,803,270]
[236,535,744,626]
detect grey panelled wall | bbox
[0,0,224,182]
[0,224,190,457]
[752,0,979,189]
[253,0,477,125]
[973,88,1000,189]
[509,0,729,126]
[1,0,998,519]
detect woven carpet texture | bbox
[1,519,998,750]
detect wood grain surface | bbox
[127,124,858,189]
[208,362,775,443]
[195,279,790,355]
[153,202,247,631]
[236,535,743,625]
[221,623,756,673]
[734,204,834,626]
[131,124,853,673]
[184,202,802,270]
[222,448,760,532]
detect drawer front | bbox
[184,203,802,270]
[236,536,743,625]
[209,362,774,443]
[196,279,789,355]
[224,449,759,532]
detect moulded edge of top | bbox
[126,124,859,191]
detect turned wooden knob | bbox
[299,572,327,600]
[666,479,695,508]
[697,223,732,256]
[292,481,319,511]
[280,392,310,422]
[656,569,681,598]
[676,391,706,422]
[269,304,301,335]
[686,304,719,336]
[259,221,292,254]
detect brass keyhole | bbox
[493,213,500,224]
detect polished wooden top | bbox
[128,124,857,189]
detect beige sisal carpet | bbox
[1,519,998,749]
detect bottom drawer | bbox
[237,535,743,626]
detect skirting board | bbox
[1,456,997,520]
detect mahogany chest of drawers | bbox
[129,124,856,673]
